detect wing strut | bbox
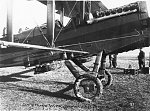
[7,0,13,42]
[47,0,55,47]
[60,5,64,26]
[80,1,85,24]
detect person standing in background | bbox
[109,55,113,68]
[112,54,118,68]
[138,48,145,69]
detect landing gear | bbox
[74,74,103,102]
[97,51,112,88]
[99,69,112,87]
[65,51,113,101]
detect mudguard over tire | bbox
[74,74,103,102]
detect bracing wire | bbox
[23,27,35,43]
[54,1,77,43]
[28,3,51,47]
[32,17,51,47]
[36,24,51,47]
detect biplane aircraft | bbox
[0,0,150,101]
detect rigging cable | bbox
[29,3,51,47]
[33,18,51,47]
[53,1,77,43]
[22,27,35,43]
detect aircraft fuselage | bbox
[1,1,150,68]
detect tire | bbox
[74,74,103,102]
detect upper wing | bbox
[38,0,107,17]
[0,40,88,54]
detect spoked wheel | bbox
[99,69,113,87]
[74,74,103,102]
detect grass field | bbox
[0,55,150,110]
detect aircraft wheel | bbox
[74,74,103,102]
[100,70,113,87]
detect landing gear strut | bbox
[98,51,113,87]
[65,51,112,101]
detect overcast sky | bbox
[0,0,150,55]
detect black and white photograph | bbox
[0,0,150,110]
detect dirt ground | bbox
[0,56,150,110]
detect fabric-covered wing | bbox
[38,0,108,17]
[0,40,88,54]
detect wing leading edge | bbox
[0,40,88,54]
